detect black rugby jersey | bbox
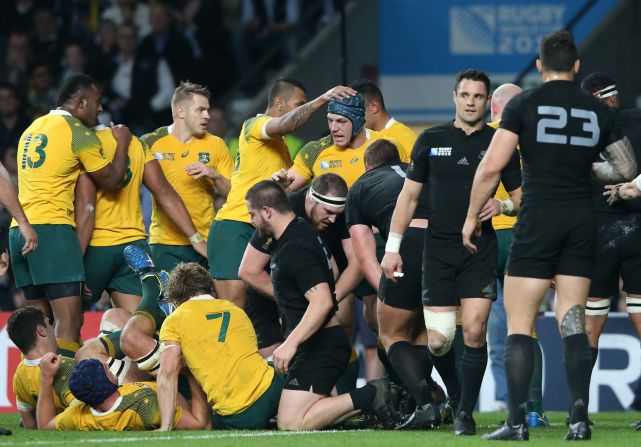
[406,122,521,238]
[270,217,337,339]
[501,80,623,206]
[346,162,428,239]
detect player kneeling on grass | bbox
[157,260,283,430]
[36,356,209,431]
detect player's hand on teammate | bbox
[478,198,501,221]
[321,86,358,102]
[604,182,640,204]
[462,216,482,254]
[271,169,294,189]
[18,221,38,255]
[381,252,403,283]
[273,339,297,374]
[185,162,218,180]
[110,122,132,147]
[40,353,62,380]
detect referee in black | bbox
[382,69,523,436]
[347,139,446,429]
[244,180,395,430]
[464,31,636,441]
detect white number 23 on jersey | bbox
[536,106,600,147]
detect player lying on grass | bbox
[36,356,209,431]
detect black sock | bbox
[505,334,534,425]
[414,345,435,386]
[377,345,403,385]
[458,344,487,416]
[564,333,593,418]
[387,341,432,407]
[429,348,460,401]
[590,347,598,371]
[349,383,376,410]
[133,275,162,328]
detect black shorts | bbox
[378,227,424,310]
[508,204,596,279]
[245,288,283,349]
[589,213,641,298]
[422,231,497,307]
[284,325,351,396]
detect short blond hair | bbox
[171,81,211,116]
[165,262,215,306]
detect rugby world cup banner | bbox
[379,0,619,123]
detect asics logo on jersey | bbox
[350,156,359,164]
[429,147,452,157]
[181,149,190,158]
[457,157,469,165]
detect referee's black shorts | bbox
[508,204,596,279]
[284,325,351,396]
[245,287,283,350]
[422,230,498,307]
[378,227,424,310]
[589,213,641,298]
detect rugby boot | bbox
[396,404,441,430]
[452,411,476,436]
[483,422,529,441]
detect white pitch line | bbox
[4,429,371,446]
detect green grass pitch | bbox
[0,412,639,446]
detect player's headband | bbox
[69,359,118,407]
[309,187,346,208]
[594,84,618,99]
[328,94,365,137]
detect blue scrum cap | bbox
[328,94,365,137]
[68,358,118,406]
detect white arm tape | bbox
[385,232,403,253]
[634,174,641,192]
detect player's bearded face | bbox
[185,94,210,137]
[453,79,488,126]
[248,204,274,238]
[310,201,341,231]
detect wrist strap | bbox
[188,233,203,244]
[385,232,403,253]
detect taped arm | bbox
[592,136,637,182]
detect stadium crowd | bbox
[1,2,641,440]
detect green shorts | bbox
[208,220,254,280]
[149,244,208,273]
[9,224,85,288]
[212,370,283,429]
[496,228,513,279]
[84,239,149,304]
[354,232,386,297]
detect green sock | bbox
[99,330,124,359]
[133,274,163,328]
[526,337,544,414]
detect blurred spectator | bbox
[179,0,235,98]
[0,0,37,36]
[2,146,18,188]
[26,62,57,118]
[60,42,88,82]
[87,19,119,87]
[138,3,194,86]
[32,6,66,72]
[109,23,174,134]
[0,83,31,153]
[101,0,151,38]
[1,31,33,91]
[237,0,300,71]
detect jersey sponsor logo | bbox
[457,157,469,165]
[350,156,359,164]
[198,152,211,164]
[181,149,190,158]
[155,152,175,161]
[429,147,452,157]
[320,160,343,169]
